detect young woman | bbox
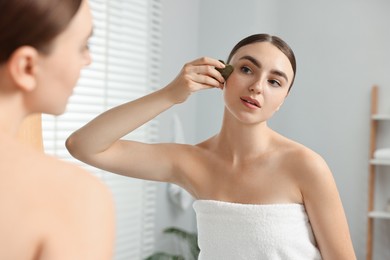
[0,0,114,259]
[67,34,356,259]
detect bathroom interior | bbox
[32,0,390,259]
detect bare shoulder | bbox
[34,155,114,259]
[278,136,333,186]
[22,145,112,203]
[43,157,115,259]
[32,150,114,222]
[0,139,114,259]
[0,138,115,259]
[0,136,109,192]
[276,138,356,259]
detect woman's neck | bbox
[213,113,275,164]
[0,70,28,137]
[0,95,26,137]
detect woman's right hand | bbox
[164,57,226,104]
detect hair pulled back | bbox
[0,0,82,63]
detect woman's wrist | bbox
[159,84,187,105]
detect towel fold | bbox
[374,148,390,160]
[193,200,322,260]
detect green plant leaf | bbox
[144,252,185,260]
[163,227,200,259]
[145,227,200,260]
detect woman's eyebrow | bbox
[239,55,260,68]
[239,55,289,83]
[271,70,289,83]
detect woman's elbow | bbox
[65,133,82,159]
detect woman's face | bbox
[223,42,294,125]
[30,0,93,115]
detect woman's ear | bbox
[7,46,39,92]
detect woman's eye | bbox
[269,79,281,87]
[240,66,252,74]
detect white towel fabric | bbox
[193,200,322,260]
[374,148,390,160]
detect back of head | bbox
[0,0,82,64]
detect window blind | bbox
[42,0,162,259]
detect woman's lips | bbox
[240,97,261,108]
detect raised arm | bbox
[66,57,225,182]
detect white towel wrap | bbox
[193,200,322,260]
[374,148,390,160]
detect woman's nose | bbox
[84,50,92,66]
[249,79,263,94]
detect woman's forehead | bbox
[230,42,294,77]
[231,42,282,61]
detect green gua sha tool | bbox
[215,60,234,81]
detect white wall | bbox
[196,0,390,259]
[271,2,390,259]
[157,0,390,259]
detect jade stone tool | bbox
[215,60,234,80]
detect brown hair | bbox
[0,0,82,63]
[227,34,297,92]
